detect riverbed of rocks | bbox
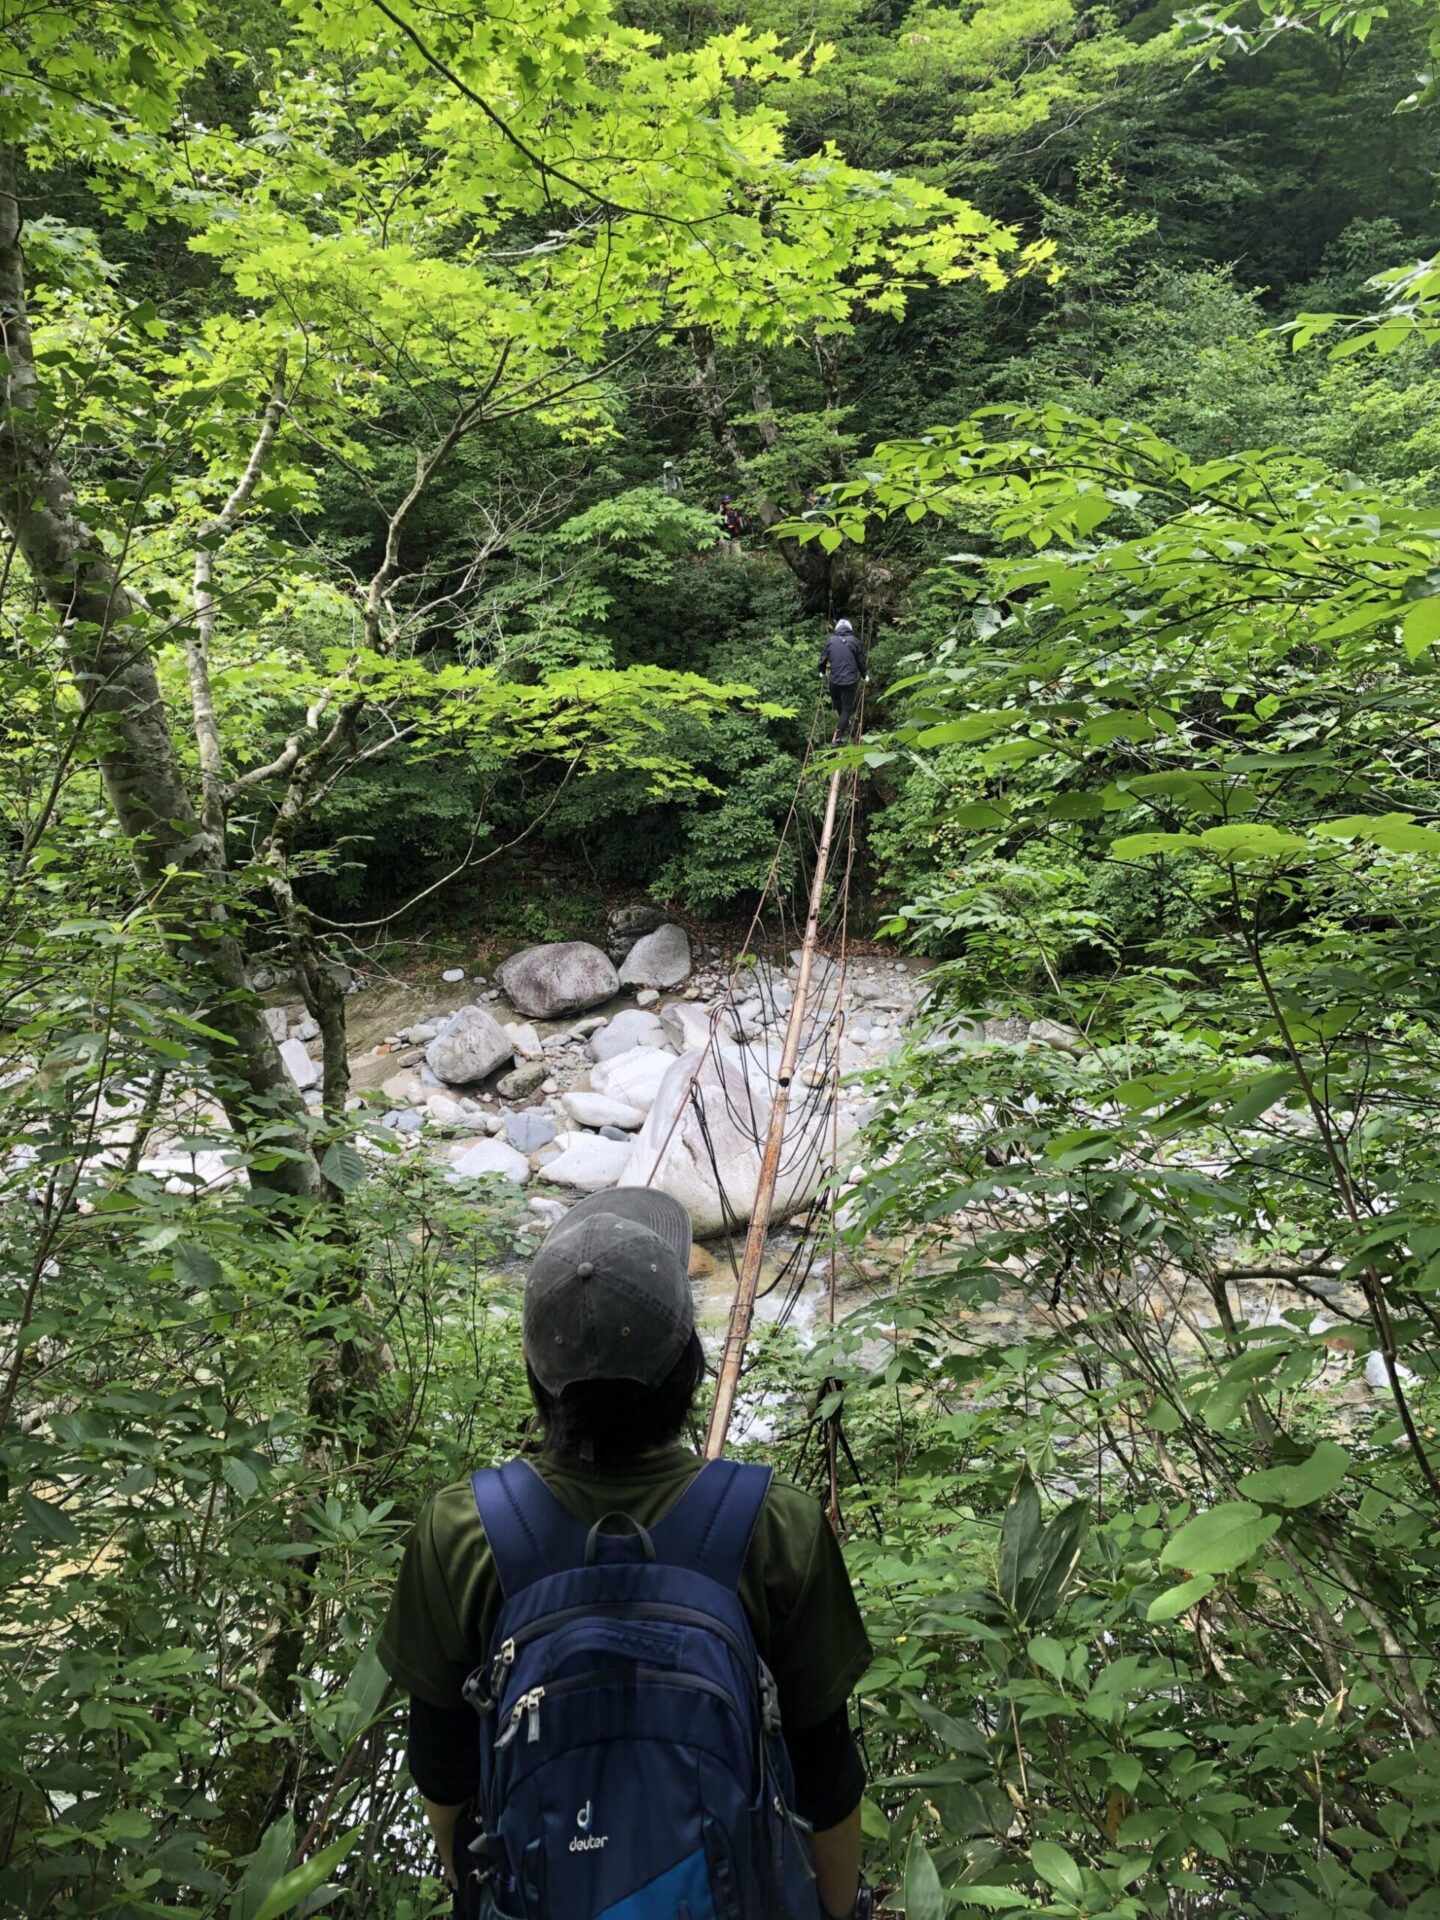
[280,908,939,1234]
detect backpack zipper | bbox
[492,1665,747,1752]
[490,1602,753,1695]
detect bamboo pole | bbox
[705,762,846,1459]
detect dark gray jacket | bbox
[818,626,867,687]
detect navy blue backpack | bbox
[462,1457,821,1920]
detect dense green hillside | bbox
[4,0,1440,1913]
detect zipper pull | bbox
[494,1686,545,1752]
[491,1637,515,1691]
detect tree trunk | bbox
[0,145,321,1199]
[687,326,835,612]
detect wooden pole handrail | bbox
[704,762,846,1459]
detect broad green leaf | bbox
[1403,596,1440,661]
[221,1455,260,1501]
[1195,823,1309,862]
[174,1243,223,1288]
[1158,1502,1282,1575]
[1029,1839,1084,1901]
[904,1831,946,1920]
[1146,1574,1215,1622]
[233,1815,296,1920]
[331,1638,392,1748]
[1238,1441,1349,1509]
[320,1143,367,1193]
[1111,831,1199,859]
[998,1471,1042,1610]
[250,1829,363,1920]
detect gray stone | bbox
[292,1011,320,1044]
[661,1002,714,1053]
[606,902,669,964]
[599,1125,631,1142]
[404,1021,439,1045]
[261,1006,290,1043]
[394,1109,424,1136]
[618,923,692,991]
[496,942,619,1019]
[497,1060,549,1101]
[380,1110,403,1130]
[419,1064,444,1089]
[528,1197,567,1228]
[589,1008,666,1062]
[504,1107,557,1153]
[1028,1017,1086,1055]
[442,967,466,983]
[279,1038,319,1089]
[381,1068,423,1104]
[635,989,660,1009]
[426,1006,513,1085]
[426,1093,467,1128]
[543,1135,633,1193]
[506,1022,545,1061]
[450,1138,531,1185]
[568,1015,609,1039]
[249,968,276,993]
[562,1090,647,1131]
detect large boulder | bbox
[606,902,669,964]
[496,942,619,1018]
[543,1135,633,1193]
[619,1045,852,1236]
[588,1008,667,1062]
[589,1045,675,1112]
[449,1138,531,1185]
[618,923,692,991]
[426,1006,513,1086]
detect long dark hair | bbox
[527,1332,709,1468]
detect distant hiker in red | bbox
[818,618,867,743]
[717,494,745,548]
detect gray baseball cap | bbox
[523,1188,695,1394]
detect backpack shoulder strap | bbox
[649,1459,772,1592]
[471,1458,589,1599]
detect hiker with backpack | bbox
[379,1187,874,1920]
[818,618,867,744]
[717,493,746,549]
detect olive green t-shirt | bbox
[379,1445,871,1731]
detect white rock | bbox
[442,967,466,983]
[635,989,660,1009]
[563,1091,647,1132]
[262,1007,289,1043]
[660,1002,714,1053]
[568,1015,609,1039]
[426,1094,467,1128]
[449,1138,531,1185]
[279,1038,319,1089]
[590,1045,675,1112]
[589,1009,666,1062]
[292,1011,320,1044]
[618,923,692,991]
[619,1046,854,1236]
[381,1068,424,1104]
[1363,1351,1420,1394]
[543,1135,633,1193]
[529,1197,567,1227]
[427,1006,514,1085]
[495,942,619,1018]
